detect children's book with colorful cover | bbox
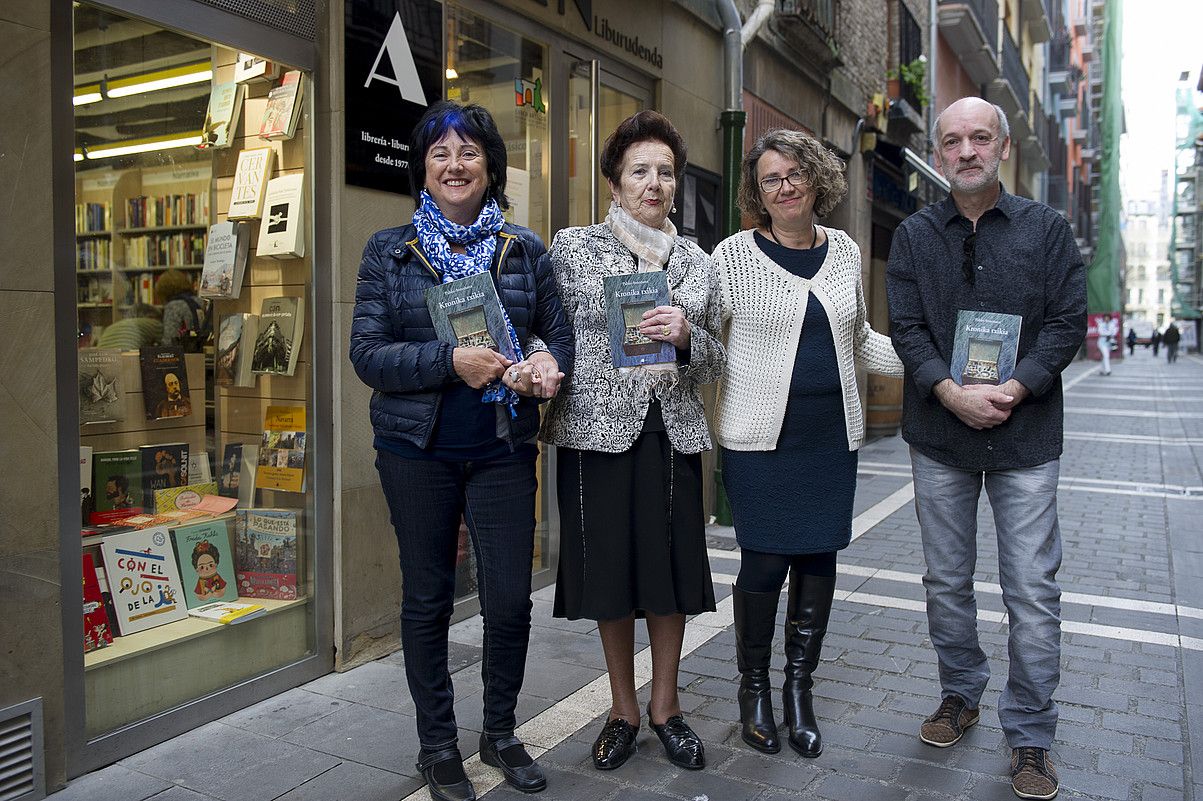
[254,407,305,493]
[99,526,188,635]
[172,519,238,609]
[82,553,114,652]
[235,508,299,600]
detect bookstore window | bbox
[73,4,316,736]
[444,7,556,596]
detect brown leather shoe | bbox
[1011,747,1058,799]
[919,695,979,747]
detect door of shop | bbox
[559,53,650,228]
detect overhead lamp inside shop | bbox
[73,61,212,106]
[83,131,203,160]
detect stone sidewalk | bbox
[49,346,1203,801]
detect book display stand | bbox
[73,41,313,738]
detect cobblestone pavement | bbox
[50,347,1203,801]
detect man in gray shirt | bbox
[886,97,1086,801]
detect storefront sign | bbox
[345,0,444,195]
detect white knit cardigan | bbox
[714,226,904,452]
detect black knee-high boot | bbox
[733,586,782,753]
[781,570,837,757]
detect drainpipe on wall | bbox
[928,0,938,153]
[713,0,768,525]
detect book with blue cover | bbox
[603,272,676,369]
[425,272,517,363]
[950,310,1023,386]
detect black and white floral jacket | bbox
[538,223,726,455]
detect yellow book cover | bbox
[255,406,306,493]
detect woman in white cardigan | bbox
[713,129,903,759]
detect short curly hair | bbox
[737,129,848,226]
[153,269,194,304]
[600,110,688,184]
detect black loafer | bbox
[647,705,705,770]
[416,747,476,801]
[592,717,638,770]
[479,733,547,793]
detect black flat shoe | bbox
[416,747,476,801]
[592,717,638,770]
[479,733,547,794]
[647,705,705,770]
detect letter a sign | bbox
[345,0,443,195]
[364,13,427,106]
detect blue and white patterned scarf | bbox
[413,190,525,414]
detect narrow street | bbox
[49,347,1203,801]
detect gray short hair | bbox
[930,101,1010,144]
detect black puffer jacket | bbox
[349,222,574,449]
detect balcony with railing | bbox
[776,0,841,67]
[986,27,1030,131]
[937,0,999,84]
[1022,0,1052,42]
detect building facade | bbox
[1,0,1067,795]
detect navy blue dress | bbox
[722,232,859,555]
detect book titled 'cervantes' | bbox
[256,173,306,260]
[139,346,193,420]
[950,310,1023,386]
[227,147,275,221]
[200,221,250,299]
[79,348,123,423]
[235,508,299,600]
[259,70,305,141]
[255,406,306,493]
[602,272,677,370]
[251,296,304,376]
[425,272,517,362]
[100,526,188,635]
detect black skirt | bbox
[553,414,716,622]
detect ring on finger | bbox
[662,324,671,336]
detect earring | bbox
[671,204,678,214]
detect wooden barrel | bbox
[866,374,903,437]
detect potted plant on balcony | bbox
[887,56,929,108]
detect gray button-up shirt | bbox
[885,187,1086,471]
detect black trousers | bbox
[375,447,537,750]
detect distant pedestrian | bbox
[887,97,1086,801]
[1164,321,1181,363]
[1097,314,1117,375]
[1126,327,1136,356]
[1152,329,1162,356]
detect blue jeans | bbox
[910,448,1062,750]
[375,447,537,751]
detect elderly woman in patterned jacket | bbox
[713,129,903,759]
[540,111,725,774]
[349,101,573,801]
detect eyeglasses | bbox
[962,231,977,285]
[759,170,807,193]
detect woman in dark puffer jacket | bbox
[349,101,573,801]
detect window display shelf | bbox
[84,597,307,671]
